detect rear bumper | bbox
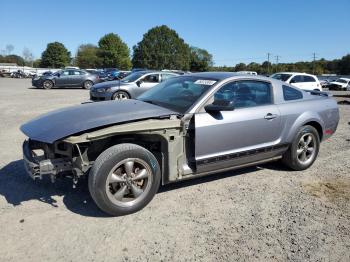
[23,140,72,180]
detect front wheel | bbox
[282,125,320,171]
[88,143,161,216]
[112,91,130,100]
[43,80,53,89]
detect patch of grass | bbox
[303,180,350,203]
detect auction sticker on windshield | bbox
[194,80,217,85]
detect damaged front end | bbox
[22,139,83,184]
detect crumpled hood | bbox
[21,100,177,143]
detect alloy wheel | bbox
[115,93,128,100]
[105,158,152,207]
[296,133,316,165]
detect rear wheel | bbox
[88,143,161,216]
[43,80,53,89]
[83,80,93,89]
[112,91,130,100]
[282,125,320,170]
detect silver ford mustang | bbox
[21,72,339,216]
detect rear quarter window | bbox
[283,85,303,101]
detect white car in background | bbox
[328,78,350,91]
[270,72,322,91]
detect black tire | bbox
[43,80,53,89]
[88,143,161,216]
[112,91,130,100]
[83,80,93,89]
[282,125,320,171]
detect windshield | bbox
[121,72,144,83]
[52,70,62,76]
[271,73,292,82]
[138,76,218,114]
[336,79,347,84]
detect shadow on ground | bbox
[0,160,107,217]
[0,159,286,217]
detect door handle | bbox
[264,113,278,120]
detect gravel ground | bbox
[0,78,349,262]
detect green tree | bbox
[98,33,131,69]
[190,46,213,72]
[132,25,191,70]
[234,63,247,71]
[33,59,41,68]
[0,55,25,66]
[76,44,100,68]
[338,54,350,74]
[40,42,71,68]
[262,61,272,75]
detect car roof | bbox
[187,72,241,80]
[337,77,350,81]
[135,70,178,75]
[275,72,317,77]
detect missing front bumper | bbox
[23,140,73,180]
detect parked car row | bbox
[30,66,350,99]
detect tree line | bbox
[211,56,350,75]
[1,25,349,74]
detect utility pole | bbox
[312,52,317,74]
[275,55,280,72]
[267,53,271,75]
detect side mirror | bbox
[290,79,296,84]
[136,80,142,87]
[204,99,234,113]
[56,73,60,77]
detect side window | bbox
[62,70,69,76]
[143,74,159,83]
[304,76,316,82]
[71,70,82,75]
[213,81,272,109]
[291,75,304,83]
[282,85,303,101]
[161,74,175,82]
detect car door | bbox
[55,70,70,87]
[194,80,283,173]
[69,70,85,86]
[137,73,160,95]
